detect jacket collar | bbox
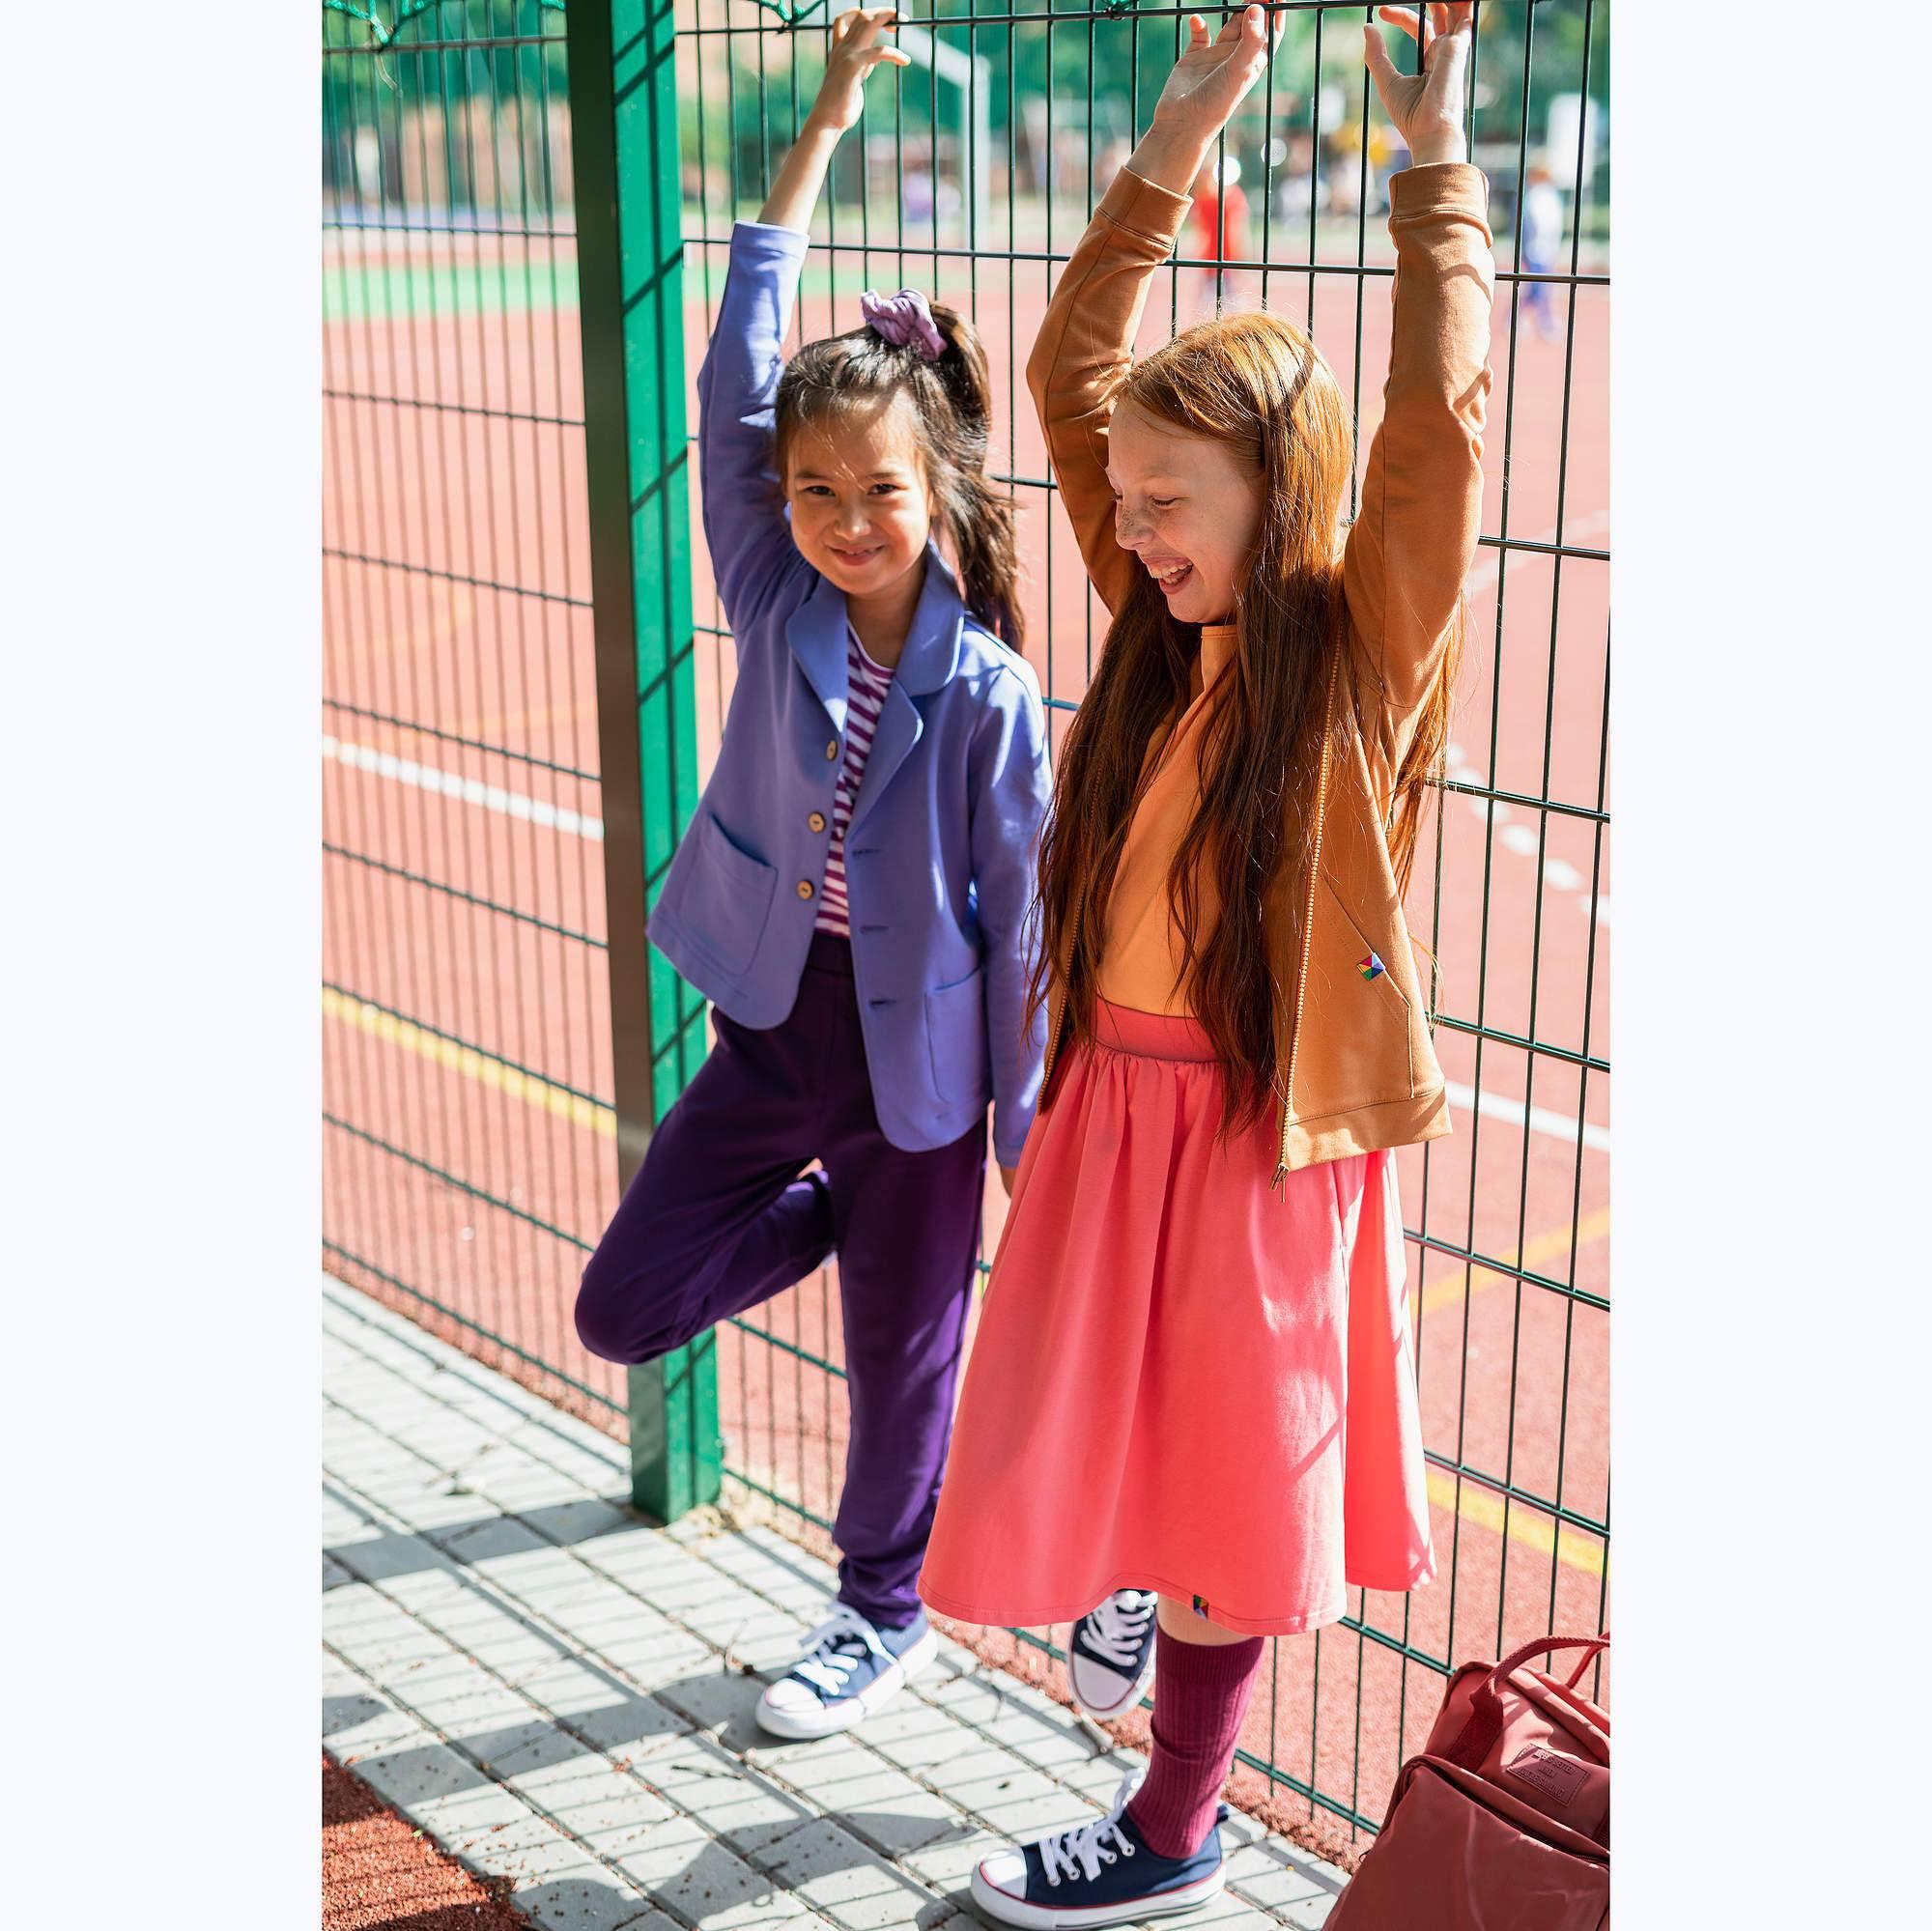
[783,540,967,723]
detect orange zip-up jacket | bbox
[1028,161,1495,1178]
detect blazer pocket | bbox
[1300,874,1414,1107]
[925,965,987,1105]
[690,809,778,977]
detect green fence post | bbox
[569,0,721,1521]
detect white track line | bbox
[1453,505,1610,921]
[1445,746,1604,917]
[1445,1078,1610,1153]
[323,735,604,841]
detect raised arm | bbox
[1345,4,1494,717]
[1025,175,1187,618]
[1026,8,1282,616]
[695,12,909,629]
[696,226,810,628]
[756,9,907,235]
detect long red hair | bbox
[1031,311,1460,1133]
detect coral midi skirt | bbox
[920,1000,1435,1637]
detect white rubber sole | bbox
[1060,1622,1158,1723]
[969,1862,1225,1930]
[753,1627,939,1741]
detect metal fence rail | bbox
[320,0,629,1427]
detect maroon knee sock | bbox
[1125,1626,1265,1859]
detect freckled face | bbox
[784,394,934,597]
[1107,399,1264,626]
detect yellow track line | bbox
[323,580,473,669]
[1418,1207,1611,1320]
[1413,1212,1610,1581]
[322,987,614,1140]
[1425,1467,1606,1581]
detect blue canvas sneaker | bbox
[1065,1588,1159,1721]
[754,1603,937,1740]
[971,1775,1228,1929]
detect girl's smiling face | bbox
[1107,398,1264,626]
[783,392,934,597]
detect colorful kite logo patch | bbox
[1359,951,1385,981]
[1191,1595,1210,1619]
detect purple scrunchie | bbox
[859,287,946,363]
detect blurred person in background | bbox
[1187,151,1251,320]
[1324,119,1360,213]
[1520,156,1565,341]
[1271,128,1318,227]
[1323,114,1398,214]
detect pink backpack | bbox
[1329,1633,1609,1929]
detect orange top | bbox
[1097,622,1239,1014]
[1028,163,1494,1171]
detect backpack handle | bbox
[1562,1627,1608,1690]
[1443,1632,1609,1770]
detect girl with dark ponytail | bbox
[572,9,1052,1745]
[774,289,1024,653]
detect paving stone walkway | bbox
[323,1279,1350,1931]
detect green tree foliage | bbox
[322,3,1606,222]
[323,2,571,215]
[697,3,1606,205]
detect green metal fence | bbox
[323,0,1608,1853]
[321,1,630,1428]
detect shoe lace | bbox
[1081,1590,1156,1668]
[790,1604,889,1698]
[1038,1775,1139,1888]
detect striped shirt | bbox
[814,627,896,938]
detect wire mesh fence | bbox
[320,0,1608,1855]
[320,1,631,1428]
[674,0,1608,1847]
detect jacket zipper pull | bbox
[1270,1161,1289,1196]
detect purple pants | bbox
[575,933,987,1626]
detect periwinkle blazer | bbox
[647,220,1051,1169]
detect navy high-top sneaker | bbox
[1064,1588,1159,1721]
[971,1775,1228,1929]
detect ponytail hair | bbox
[775,301,1026,655]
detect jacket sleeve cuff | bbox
[1094,167,1193,247]
[729,218,812,262]
[1387,161,1491,221]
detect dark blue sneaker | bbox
[1065,1588,1159,1720]
[754,1603,937,1740]
[971,1776,1228,1928]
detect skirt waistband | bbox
[1093,997,1218,1064]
